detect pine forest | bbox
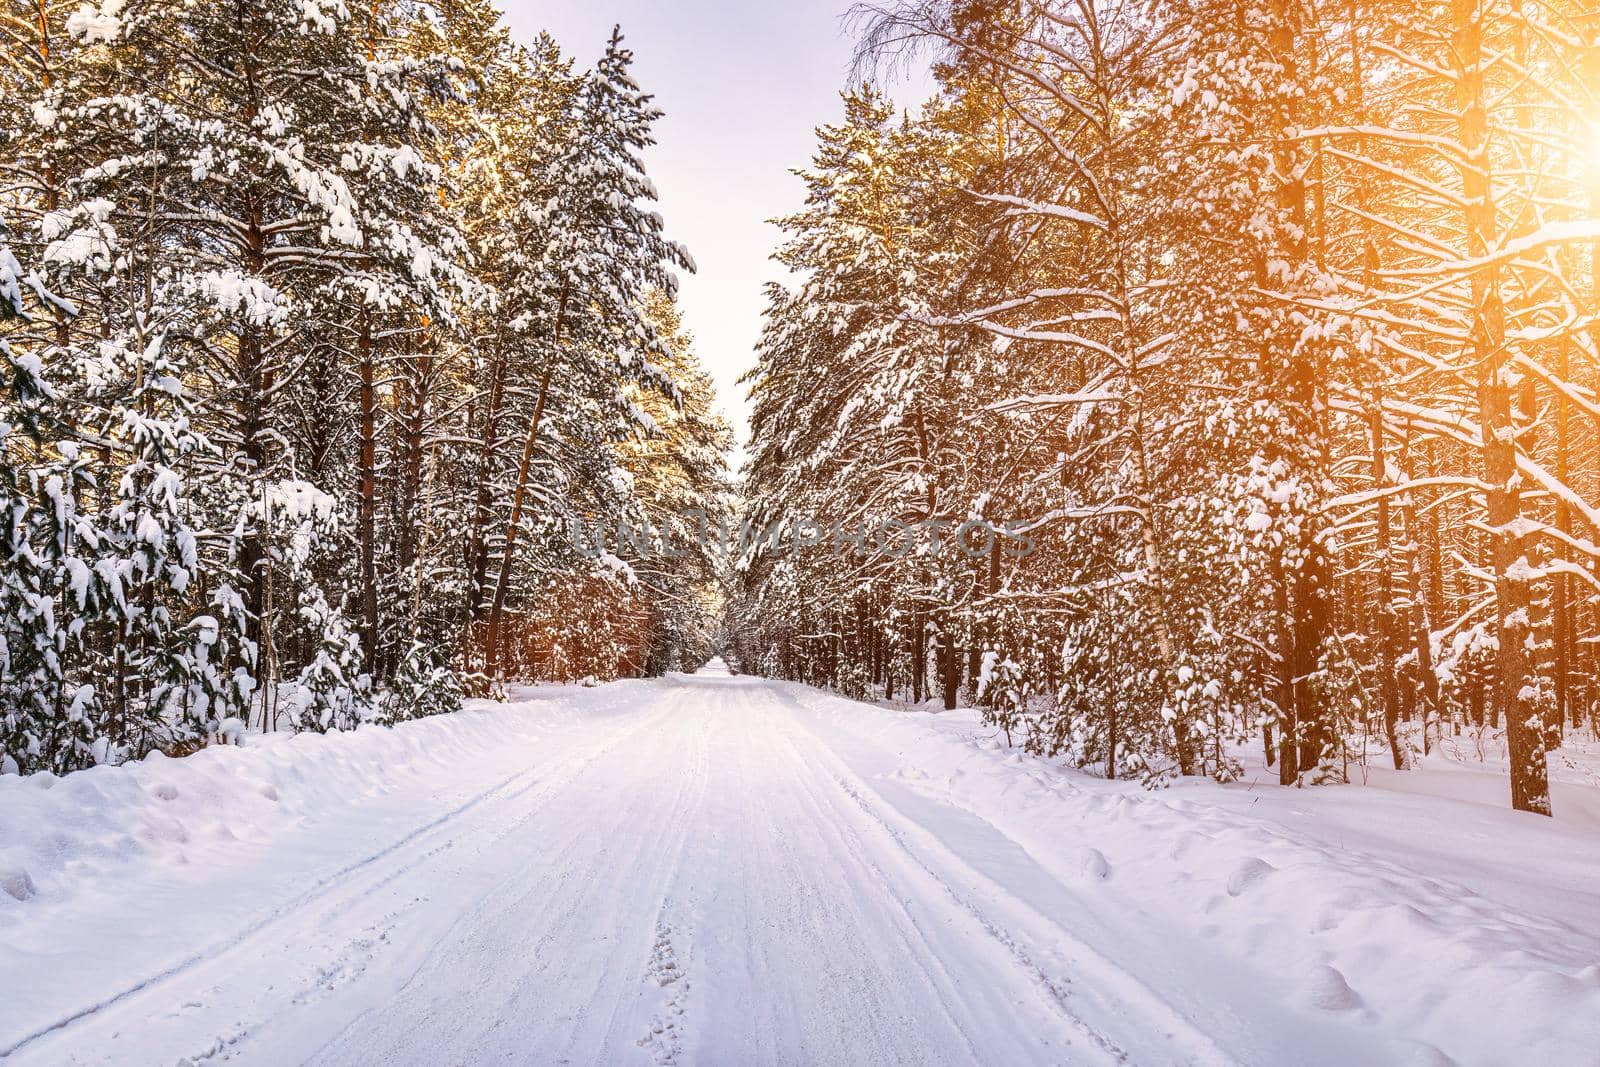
[6,0,1600,825]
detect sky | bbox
[507,1,928,456]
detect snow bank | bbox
[780,683,1600,1067]
[0,686,614,917]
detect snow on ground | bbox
[1,668,1597,1066]
[790,687,1600,1065]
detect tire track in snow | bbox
[671,682,1055,1066]
[758,701,1111,1065]
[299,681,714,1067]
[764,682,1240,1067]
[582,699,709,1066]
[754,717,1001,1066]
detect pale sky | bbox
[507,1,927,454]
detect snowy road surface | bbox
[4,670,1599,1066]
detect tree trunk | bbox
[484,360,556,679]
[463,349,508,638]
[1583,16,1600,732]
[1369,402,1405,769]
[396,347,431,586]
[1399,438,1443,754]
[1553,339,1573,730]
[941,618,960,710]
[910,607,926,704]
[237,195,271,677]
[355,310,380,668]
[1454,0,1550,814]
[1273,555,1299,785]
[1268,0,1331,776]
[483,284,571,679]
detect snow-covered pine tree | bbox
[448,29,585,677]
[849,1,1213,773]
[0,213,107,772]
[381,639,464,722]
[58,0,465,717]
[479,27,693,680]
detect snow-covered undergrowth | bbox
[780,683,1600,1066]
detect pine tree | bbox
[0,213,105,772]
[480,28,692,680]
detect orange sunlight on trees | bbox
[729,0,1600,816]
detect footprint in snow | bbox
[638,920,688,1065]
[1,868,37,902]
[1226,857,1275,897]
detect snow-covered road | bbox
[4,670,1598,1066]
